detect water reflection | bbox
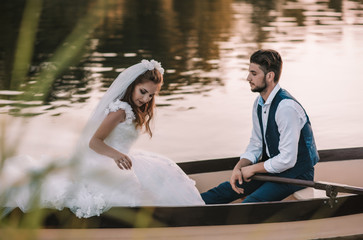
[0,0,362,115]
[0,0,363,160]
[89,0,234,97]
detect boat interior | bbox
[189,158,363,202]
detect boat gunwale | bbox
[178,147,363,175]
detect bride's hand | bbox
[114,154,132,170]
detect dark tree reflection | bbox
[1,0,361,114]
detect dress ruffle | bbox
[105,100,135,124]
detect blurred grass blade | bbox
[22,0,107,102]
[10,0,43,91]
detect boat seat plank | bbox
[293,187,327,200]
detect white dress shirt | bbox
[240,84,307,173]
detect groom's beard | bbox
[251,75,267,93]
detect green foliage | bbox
[0,0,110,236]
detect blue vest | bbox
[257,89,319,178]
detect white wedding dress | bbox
[1,100,205,218]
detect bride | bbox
[1,60,205,218]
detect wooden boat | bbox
[2,147,363,239]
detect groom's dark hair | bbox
[250,49,283,83]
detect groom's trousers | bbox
[201,168,314,204]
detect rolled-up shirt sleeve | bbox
[263,99,307,173]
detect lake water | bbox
[1,0,363,162]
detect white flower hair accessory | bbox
[141,59,165,75]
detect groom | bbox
[201,49,319,203]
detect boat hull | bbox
[16,213,363,240]
[4,193,362,229]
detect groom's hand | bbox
[230,168,244,194]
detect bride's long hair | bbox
[121,69,163,137]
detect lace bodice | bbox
[104,100,139,154]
